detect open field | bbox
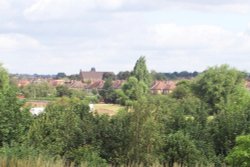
[94,104,124,116]
[23,99,123,116]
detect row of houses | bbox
[17,68,177,94]
[80,68,176,94]
[17,78,177,95]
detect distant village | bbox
[13,68,180,96]
[11,67,250,116]
[13,68,250,96]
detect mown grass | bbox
[94,104,124,116]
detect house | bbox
[17,80,30,87]
[150,81,176,94]
[66,80,86,90]
[112,80,125,89]
[85,80,105,92]
[49,79,65,87]
[245,80,250,90]
[83,80,124,92]
[79,68,114,82]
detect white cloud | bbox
[1,0,250,74]
[20,0,250,23]
[0,0,12,16]
[0,33,44,51]
[107,0,250,13]
[146,23,250,72]
[219,4,250,14]
[0,0,9,8]
[23,0,125,21]
[150,24,250,52]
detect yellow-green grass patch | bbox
[93,104,124,116]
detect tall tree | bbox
[116,71,130,80]
[56,72,67,79]
[0,64,9,91]
[193,65,248,114]
[102,72,116,80]
[99,78,116,103]
[131,56,152,86]
[121,77,148,105]
[96,111,131,166]
[127,98,163,166]
[0,65,32,147]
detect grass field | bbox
[0,157,92,167]
[94,104,124,116]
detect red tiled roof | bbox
[85,80,105,89]
[112,80,125,89]
[245,81,250,89]
[49,80,65,87]
[151,81,176,91]
[84,80,125,90]
[17,80,30,87]
[67,80,86,89]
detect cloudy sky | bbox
[1,0,250,74]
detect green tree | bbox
[56,85,72,97]
[226,135,250,167]
[56,72,67,79]
[28,98,98,164]
[151,70,167,81]
[95,111,131,166]
[99,78,116,103]
[117,71,130,80]
[163,131,200,167]
[22,82,56,98]
[102,72,116,80]
[121,77,148,105]
[131,56,152,86]
[0,88,32,147]
[193,65,247,114]
[0,64,9,91]
[209,110,250,161]
[127,99,163,166]
[0,65,32,147]
[70,89,86,100]
[172,80,192,100]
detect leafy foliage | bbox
[1,63,250,166]
[21,82,56,98]
[131,56,152,86]
[226,135,250,167]
[99,78,117,103]
[193,65,247,114]
[0,65,32,147]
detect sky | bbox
[1,0,250,74]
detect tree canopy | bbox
[131,56,152,86]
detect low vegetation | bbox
[1,57,250,166]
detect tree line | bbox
[0,57,250,166]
